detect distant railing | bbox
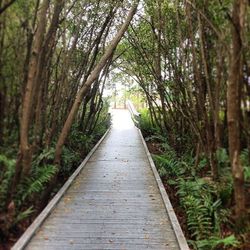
[126,100,141,127]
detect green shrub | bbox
[69,126,94,151]
[13,164,56,208]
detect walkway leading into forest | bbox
[13,109,188,250]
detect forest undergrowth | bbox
[139,109,250,250]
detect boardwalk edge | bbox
[12,128,111,250]
[138,129,190,250]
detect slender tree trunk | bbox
[227,0,247,219]
[33,0,65,148]
[12,0,49,190]
[198,9,219,179]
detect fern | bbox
[139,108,160,136]
[177,178,224,240]
[198,157,208,171]
[216,175,233,205]
[194,235,240,250]
[34,147,55,166]
[152,154,185,177]
[177,178,215,200]
[24,164,56,201]
[153,154,176,177]
[208,200,230,234]
[183,195,213,239]
[145,134,167,143]
[15,164,57,205]
[150,139,233,245]
[244,166,250,181]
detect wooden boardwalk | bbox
[13,109,188,250]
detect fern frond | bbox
[33,147,55,167]
[21,164,57,202]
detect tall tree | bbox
[13,0,50,188]
[227,0,247,219]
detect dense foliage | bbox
[115,0,250,248]
[139,108,250,249]
[0,0,135,246]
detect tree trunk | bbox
[12,0,49,190]
[227,0,247,219]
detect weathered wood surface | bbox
[14,109,188,250]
